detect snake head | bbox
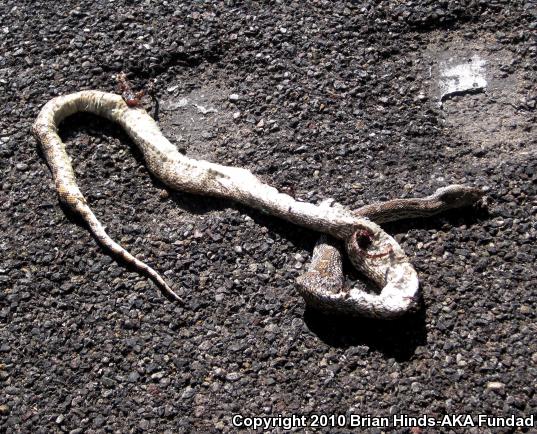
[434,185,485,208]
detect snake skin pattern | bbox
[33,90,484,317]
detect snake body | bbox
[297,187,483,317]
[33,90,484,317]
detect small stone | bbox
[519,305,530,314]
[225,372,241,382]
[151,371,165,380]
[486,381,505,390]
[228,93,239,102]
[433,245,445,256]
[94,415,105,428]
[181,386,195,399]
[194,406,205,417]
[264,261,275,272]
[159,189,170,200]
[164,404,176,417]
[333,80,345,90]
[213,368,225,378]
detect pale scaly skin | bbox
[297,187,484,318]
[33,90,484,316]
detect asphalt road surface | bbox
[1,1,535,433]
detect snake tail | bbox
[33,92,183,303]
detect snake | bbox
[32,89,484,318]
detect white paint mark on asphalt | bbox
[439,55,487,105]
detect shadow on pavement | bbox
[304,305,428,362]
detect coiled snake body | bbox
[33,90,484,318]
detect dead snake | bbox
[33,90,484,318]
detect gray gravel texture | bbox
[1,1,536,433]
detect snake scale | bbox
[33,89,484,318]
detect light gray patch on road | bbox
[424,36,535,157]
[438,55,487,105]
[159,85,240,161]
